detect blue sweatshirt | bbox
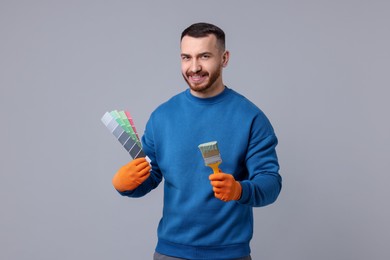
[120,87,281,259]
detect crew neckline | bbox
[185,86,231,104]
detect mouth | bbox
[188,73,207,84]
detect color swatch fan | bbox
[101,110,150,162]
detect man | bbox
[112,22,282,260]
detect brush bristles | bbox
[198,141,222,165]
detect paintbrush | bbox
[198,141,222,174]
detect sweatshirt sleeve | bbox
[118,117,163,198]
[237,114,282,207]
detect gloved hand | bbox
[112,158,151,192]
[209,172,242,202]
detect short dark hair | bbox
[181,22,225,50]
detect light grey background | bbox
[1,1,389,259]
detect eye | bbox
[201,54,210,59]
[181,55,190,61]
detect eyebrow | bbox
[198,52,212,57]
[181,52,213,57]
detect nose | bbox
[190,60,201,73]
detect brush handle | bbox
[209,162,221,174]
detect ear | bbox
[222,50,230,67]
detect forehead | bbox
[180,35,220,54]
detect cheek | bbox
[181,63,188,75]
[204,63,218,74]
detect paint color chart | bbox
[101,110,150,161]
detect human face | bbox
[180,35,229,98]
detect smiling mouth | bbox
[189,74,207,84]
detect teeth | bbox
[191,75,203,80]
[189,74,206,83]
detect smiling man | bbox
[112,22,282,260]
[180,29,229,98]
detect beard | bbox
[182,68,221,94]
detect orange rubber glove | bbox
[112,158,151,192]
[209,172,242,202]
